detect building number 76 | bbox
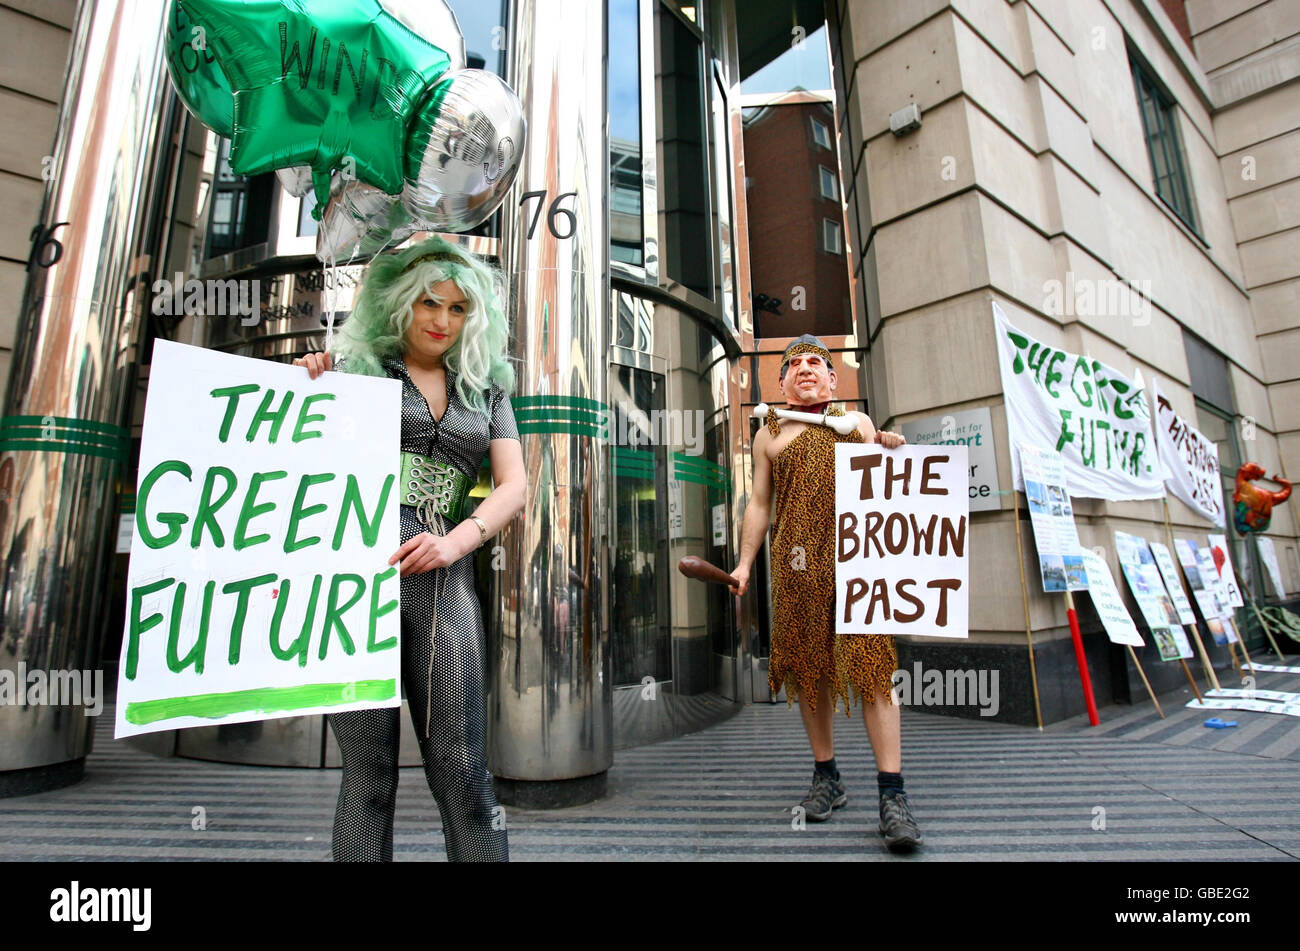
[519,190,578,240]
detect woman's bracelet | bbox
[469,515,489,547]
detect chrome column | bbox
[0,0,180,792]
[489,0,611,805]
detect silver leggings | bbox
[327,507,508,862]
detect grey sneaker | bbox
[798,771,848,822]
[878,791,923,852]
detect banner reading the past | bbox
[115,341,402,738]
[993,302,1164,501]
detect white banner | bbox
[1257,536,1287,598]
[1151,378,1224,526]
[834,444,969,638]
[115,341,402,738]
[993,302,1164,500]
[1080,549,1144,647]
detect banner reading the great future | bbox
[993,302,1164,500]
[115,340,402,738]
[835,444,969,638]
[1151,378,1224,527]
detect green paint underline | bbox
[124,679,397,725]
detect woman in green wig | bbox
[295,235,525,862]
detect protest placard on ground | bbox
[834,444,969,637]
[1080,550,1144,647]
[1257,537,1287,598]
[1207,532,1245,608]
[1113,532,1191,660]
[1017,442,1086,592]
[1149,541,1198,627]
[115,340,402,738]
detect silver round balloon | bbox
[316,179,415,262]
[377,0,466,72]
[402,69,526,232]
[275,165,316,198]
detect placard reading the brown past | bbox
[835,444,969,638]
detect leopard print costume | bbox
[766,405,897,715]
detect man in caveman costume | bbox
[730,334,922,852]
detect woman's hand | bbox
[293,351,333,379]
[389,530,470,577]
[729,562,751,596]
[875,430,906,449]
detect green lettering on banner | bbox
[292,392,335,442]
[269,575,323,667]
[1056,410,1075,453]
[136,460,192,548]
[191,465,238,547]
[1070,357,1093,407]
[233,470,288,549]
[246,388,295,443]
[210,384,260,442]
[166,580,212,675]
[1044,350,1065,399]
[285,473,336,552]
[123,679,398,725]
[368,567,398,653]
[332,473,394,549]
[1008,331,1030,373]
[221,573,278,664]
[126,577,176,680]
[319,573,365,660]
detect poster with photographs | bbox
[1149,541,1198,627]
[1112,532,1192,661]
[1176,537,1237,646]
[1017,442,1087,593]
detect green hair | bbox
[334,235,515,417]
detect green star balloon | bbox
[178,0,452,210]
[165,0,235,136]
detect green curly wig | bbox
[333,235,515,418]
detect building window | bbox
[810,117,831,149]
[609,0,644,267]
[822,218,841,254]
[818,165,837,201]
[1130,51,1199,233]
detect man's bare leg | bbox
[861,690,901,772]
[797,677,836,760]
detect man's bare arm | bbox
[731,427,773,595]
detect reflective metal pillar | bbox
[0,0,180,793]
[488,0,612,807]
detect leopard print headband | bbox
[781,341,833,376]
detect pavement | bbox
[2,669,1298,861]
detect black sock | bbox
[878,771,904,798]
[815,757,839,780]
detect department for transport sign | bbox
[114,340,402,738]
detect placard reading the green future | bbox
[114,340,401,738]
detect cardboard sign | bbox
[1207,533,1245,608]
[1080,549,1144,647]
[115,340,402,738]
[1018,442,1087,592]
[834,444,969,638]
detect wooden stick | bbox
[1127,644,1165,718]
[1011,479,1044,730]
[1179,658,1202,702]
[1226,638,1244,678]
[1246,593,1286,661]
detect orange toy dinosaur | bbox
[1233,463,1291,534]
